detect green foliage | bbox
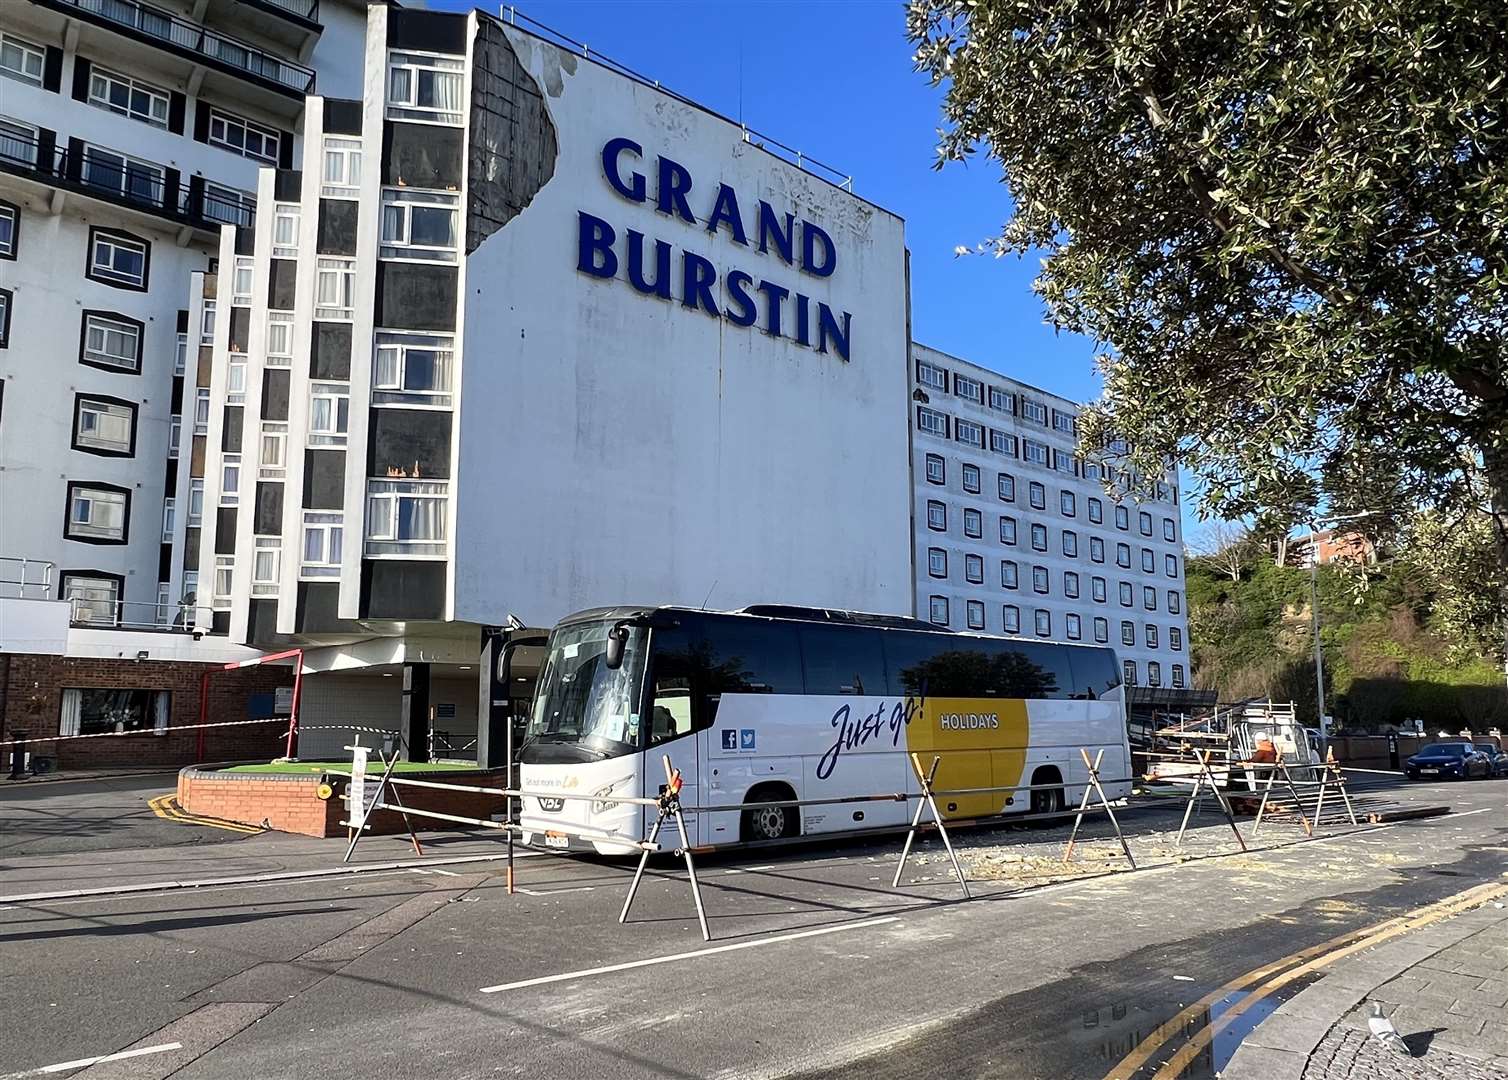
[908,0,1508,566]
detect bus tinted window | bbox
[987,640,1070,699]
[799,625,888,695]
[883,631,1065,699]
[1068,647,1121,699]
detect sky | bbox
[431,0,1208,538]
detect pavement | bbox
[0,771,1504,1079]
[1224,892,1508,1080]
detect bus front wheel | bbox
[742,783,798,843]
[1029,766,1066,818]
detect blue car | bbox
[1475,743,1508,778]
[1405,742,1493,780]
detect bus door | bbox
[645,684,700,846]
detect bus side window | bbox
[647,629,698,746]
[800,625,888,695]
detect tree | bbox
[1188,521,1256,582]
[908,1,1508,660]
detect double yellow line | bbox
[1106,878,1508,1080]
[147,794,262,834]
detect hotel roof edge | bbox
[912,341,1095,411]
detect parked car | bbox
[1474,743,1508,778]
[1404,742,1493,780]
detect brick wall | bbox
[2,653,294,770]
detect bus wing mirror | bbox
[605,624,630,670]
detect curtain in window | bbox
[398,495,443,541]
[59,688,82,737]
[153,691,169,734]
[427,70,462,113]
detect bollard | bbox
[7,731,28,779]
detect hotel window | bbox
[965,553,984,584]
[83,145,165,204]
[80,313,142,373]
[202,182,256,228]
[1032,565,1049,594]
[187,479,204,526]
[1030,523,1048,551]
[915,359,948,391]
[156,581,172,625]
[916,406,949,438]
[1083,461,1102,482]
[1066,613,1082,640]
[929,595,949,625]
[1091,576,1107,603]
[927,500,947,531]
[387,51,466,125]
[0,32,44,85]
[1064,571,1080,599]
[1088,497,1103,525]
[65,483,129,542]
[1002,604,1020,634]
[1052,449,1075,475]
[1164,518,1177,542]
[252,538,281,596]
[1165,553,1179,577]
[73,396,135,455]
[1123,660,1138,686]
[1146,624,1159,648]
[315,258,355,320]
[259,424,288,479]
[193,387,210,435]
[302,513,344,578]
[266,312,294,365]
[999,516,1017,545]
[1117,543,1132,568]
[1062,530,1079,558]
[1023,439,1049,466]
[988,386,1014,413]
[1052,409,1075,434]
[1142,548,1155,573]
[925,453,945,485]
[322,137,363,198]
[89,67,169,127]
[927,547,947,578]
[1147,661,1162,687]
[1028,481,1046,510]
[227,358,252,405]
[366,479,449,556]
[1119,582,1134,607]
[1121,621,1135,647]
[966,599,985,630]
[963,507,983,538]
[380,188,460,262]
[955,418,984,448]
[0,200,15,258]
[309,383,350,447]
[60,577,121,626]
[1172,664,1185,689]
[221,454,241,506]
[1020,399,1047,425]
[1034,609,1051,637]
[953,373,983,404]
[1170,626,1183,651]
[997,473,1015,501]
[167,416,181,458]
[213,555,234,608]
[1001,560,1018,589]
[1060,490,1076,517]
[231,257,254,303]
[1139,511,1153,536]
[174,332,187,375]
[1090,536,1105,563]
[161,499,175,543]
[208,108,280,164]
[201,299,217,345]
[87,229,149,289]
[990,429,1017,457]
[1169,591,1181,615]
[1088,616,1106,643]
[961,463,980,494]
[1144,585,1157,611]
[1115,505,1130,530]
[272,203,300,257]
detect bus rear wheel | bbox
[741,784,797,843]
[1028,767,1066,819]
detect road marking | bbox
[147,795,261,835]
[480,915,901,994]
[1105,880,1508,1080]
[2,1042,182,1078]
[515,885,596,896]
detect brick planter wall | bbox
[2,654,293,770]
[177,765,507,838]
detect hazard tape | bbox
[0,716,289,747]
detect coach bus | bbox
[516,605,1130,854]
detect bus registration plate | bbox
[545,832,570,848]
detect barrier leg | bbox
[342,747,400,864]
[1063,750,1099,863]
[911,752,971,900]
[892,756,939,888]
[671,803,711,942]
[1174,764,1203,848]
[1279,759,1314,837]
[1311,760,1330,831]
[1329,752,1359,826]
[619,810,667,925]
[1084,749,1136,869]
[1253,762,1277,837]
[1200,750,1248,853]
[379,755,425,857]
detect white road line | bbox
[1447,808,1494,819]
[515,885,595,896]
[480,915,901,994]
[3,1042,182,1078]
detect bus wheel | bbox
[742,784,797,843]
[1029,767,1065,818]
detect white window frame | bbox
[1001,560,1018,589]
[999,516,1017,545]
[1169,592,1182,615]
[266,311,294,365]
[81,313,141,372]
[259,424,288,478]
[63,575,120,625]
[380,188,461,262]
[200,298,217,345]
[272,203,300,258]
[226,357,247,403]
[1146,624,1159,649]
[89,229,148,287]
[928,595,949,626]
[373,331,455,406]
[1032,565,1049,594]
[156,580,173,625]
[0,203,13,260]
[988,386,1014,413]
[927,547,947,578]
[315,258,355,320]
[193,387,210,436]
[202,181,255,227]
[0,116,38,167]
[1066,613,1082,640]
[926,500,946,532]
[997,473,1015,501]
[1147,661,1162,688]
[964,553,984,584]
[66,485,128,541]
[953,373,982,404]
[321,136,363,198]
[989,430,1017,457]
[961,463,981,494]
[308,382,350,446]
[386,50,466,125]
[365,479,448,556]
[963,507,983,539]
[916,406,949,438]
[1023,439,1049,466]
[252,538,281,596]
[915,359,948,392]
[213,555,234,609]
[188,479,204,526]
[1170,627,1183,651]
[161,498,175,543]
[966,599,985,630]
[0,32,45,86]
[1021,399,1047,425]
[1094,617,1109,643]
[954,419,984,448]
[924,453,945,485]
[1121,622,1136,647]
[1052,409,1076,434]
[168,416,181,458]
[88,66,169,127]
[231,256,254,303]
[207,107,280,164]
[1034,609,1051,637]
[220,454,241,506]
[1002,604,1020,634]
[301,513,344,578]
[75,397,134,453]
[1172,664,1185,689]
[1030,524,1047,551]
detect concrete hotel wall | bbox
[454,27,915,626]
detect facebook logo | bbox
[721,729,738,750]
[740,729,756,750]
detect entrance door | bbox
[644,670,700,847]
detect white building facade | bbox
[909,344,1191,692]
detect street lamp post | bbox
[1306,511,1375,747]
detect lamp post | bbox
[1306,511,1375,748]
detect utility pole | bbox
[1309,523,1327,747]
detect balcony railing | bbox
[0,557,56,600]
[0,131,254,231]
[43,0,316,95]
[69,597,217,632]
[256,0,319,22]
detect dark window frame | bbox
[63,479,132,544]
[70,392,139,457]
[85,226,151,291]
[0,286,10,348]
[0,197,17,260]
[78,309,146,374]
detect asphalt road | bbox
[0,773,1503,1079]
[0,773,238,857]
